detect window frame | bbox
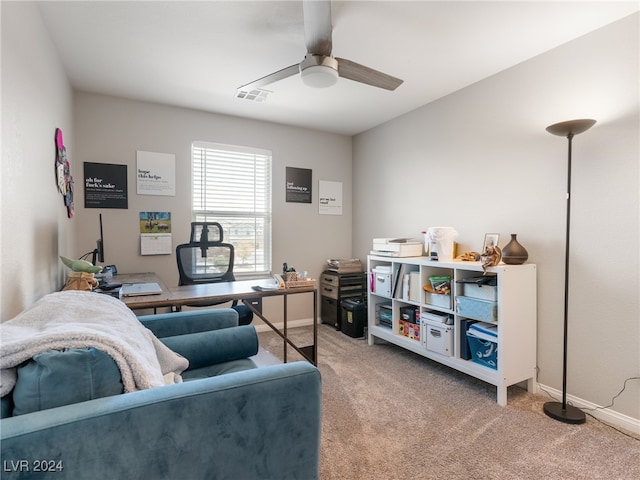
[191,141,272,278]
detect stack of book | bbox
[468,322,498,342]
[325,258,363,273]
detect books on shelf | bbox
[391,264,422,302]
[392,264,404,298]
[468,322,497,342]
[409,271,421,303]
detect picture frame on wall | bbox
[483,233,500,251]
[84,162,128,209]
[285,166,312,203]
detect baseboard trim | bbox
[537,383,640,435]
[253,317,314,333]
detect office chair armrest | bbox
[138,309,239,338]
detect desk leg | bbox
[313,289,317,364]
[242,290,317,366]
[283,293,288,363]
[292,289,317,365]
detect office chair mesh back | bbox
[176,242,236,286]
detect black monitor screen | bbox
[92,214,105,265]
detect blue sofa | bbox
[1,308,322,479]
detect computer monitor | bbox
[91,213,105,265]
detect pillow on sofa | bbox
[160,325,259,371]
[12,348,123,416]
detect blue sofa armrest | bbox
[138,308,239,338]
[0,362,321,480]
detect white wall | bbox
[73,92,352,322]
[353,14,639,424]
[1,2,75,320]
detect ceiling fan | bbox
[237,0,403,94]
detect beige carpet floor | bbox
[258,324,640,480]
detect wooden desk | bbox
[116,273,318,365]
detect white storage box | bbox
[462,283,497,301]
[372,267,392,297]
[457,276,497,301]
[421,318,454,356]
[424,292,451,309]
[420,310,452,325]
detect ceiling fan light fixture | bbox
[299,55,339,88]
[301,65,339,88]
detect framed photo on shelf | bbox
[483,233,500,251]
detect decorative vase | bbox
[502,234,528,265]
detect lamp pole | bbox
[544,118,596,424]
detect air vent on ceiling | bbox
[236,88,271,102]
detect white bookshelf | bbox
[367,255,537,406]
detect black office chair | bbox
[175,222,253,325]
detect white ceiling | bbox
[37,1,639,136]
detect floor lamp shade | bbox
[544,118,596,424]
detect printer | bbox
[371,238,423,257]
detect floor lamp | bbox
[544,118,596,424]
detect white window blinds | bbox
[192,142,272,276]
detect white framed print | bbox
[319,180,342,215]
[136,151,176,196]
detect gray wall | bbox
[1,1,75,319]
[72,92,353,322]
[353,14,639,423]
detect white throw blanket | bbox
[0,290,189,397]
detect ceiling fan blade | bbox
[336,57,403,91]
[303,0,332,56]
[237,64,300,92]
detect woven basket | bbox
[283,272,299,283]
[283,272,316,288]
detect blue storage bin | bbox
[466,332,498,370]
[455,296,497,322]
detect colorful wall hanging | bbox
[55,128,74,218]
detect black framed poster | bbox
[286,167,312,203]
[84,162,128,209]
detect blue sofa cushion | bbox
[12,348,123,416]
[182,358,258,380]
[160,325,259,370]
[1,394,13,419]
[139,308,239,338]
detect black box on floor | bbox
[340,299,367,338]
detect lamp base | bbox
[543,401,586,424]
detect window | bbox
[192,142,272,277]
